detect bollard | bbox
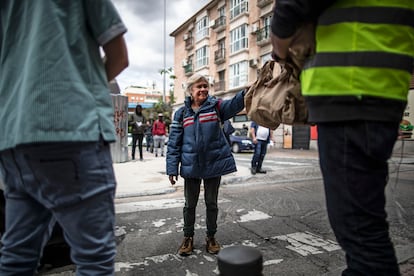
[217,245,263,276]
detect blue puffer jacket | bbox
[166,91,245,179]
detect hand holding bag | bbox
[245,23,315,130]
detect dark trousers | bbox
[317,121,400,276]
[145,134,153,152]
[183,177,221,237]
[131,133,144,159]
[0,140,116,275]
[251,140,268,170]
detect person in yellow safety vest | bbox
[271,1,413,275]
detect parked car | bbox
[229,128,254,153]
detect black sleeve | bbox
[271,0,337,38]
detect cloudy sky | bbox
[112,0,210,91]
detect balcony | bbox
[257,0,273,8]
[185,37,194,50]
[214,49,226,65]
[212,16,226,33]
[183,64,193,76]
[256,25,271,46]
[214,80,226,92]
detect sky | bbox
[112,0,210,92]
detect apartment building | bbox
[123,85,169,113]
[170,0,273,104]
[170,0,414,148]
[170,0,294,148]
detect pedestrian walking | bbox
[271,1,413,275]
[152,114,167,157]
[128,104,146,161]
[166,73,245,256]
[145,120,154,153]
[250,121,273,175]
[0,1,128,275]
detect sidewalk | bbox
[112,148,320,199]
[113,144,414,199]
[113,152,176,198]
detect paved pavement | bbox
[113,139,414,199]
[112,147,320,199]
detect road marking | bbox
[237,157,308,166]
[185,269,199,276]
[152,218,167,227]
[272,231,341,256]
[237,209,272,222]
[113,239,284,273]
[116,198,230,213]
[264,259,284,266]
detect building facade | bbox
[170,0,285,147]
[123,85,170,113]
[170,0,414,148]
[170,0,273,103]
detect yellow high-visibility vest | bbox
[301,0,414,101]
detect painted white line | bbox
[263,259,284,266]
[152,219,167,227]
[272,231,340,256]
[116,198,185,213]
[116,198,230,214]
[185,269,199,276]
[237,157,308,166]
[237,210,272,222]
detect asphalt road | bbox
[39,153,414,276]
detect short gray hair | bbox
[185,73,209,96]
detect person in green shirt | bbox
[0,1,128,274]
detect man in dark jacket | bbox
[128,104,146,160]
[271,1,413,275]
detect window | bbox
[196,46,209,68]
[261,53,272,63]
[229,61,248,89]
[263,14,272,27]
[260,14,272,40]
[218,6,226,17]
[218,38,226,57]
[230,24,248,53]
[196,16,209,41]
[215,70,226,91]
[233,114,249,123]
[230,0,248,19]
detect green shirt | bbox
[0,0,127,151]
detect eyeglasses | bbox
[195,84,208,89]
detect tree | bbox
[159,67,176,105]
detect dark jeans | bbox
[317,121,400,276]
[0,140,116,275]
[183,177,220,237]
[145,134,153,152]
[131,133,144,159]
[251,140,268,170]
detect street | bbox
[40,151,414,275]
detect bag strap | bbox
[214,100,224,129]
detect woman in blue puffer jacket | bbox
[167,73,245,256]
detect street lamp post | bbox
[163,0,166,103]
